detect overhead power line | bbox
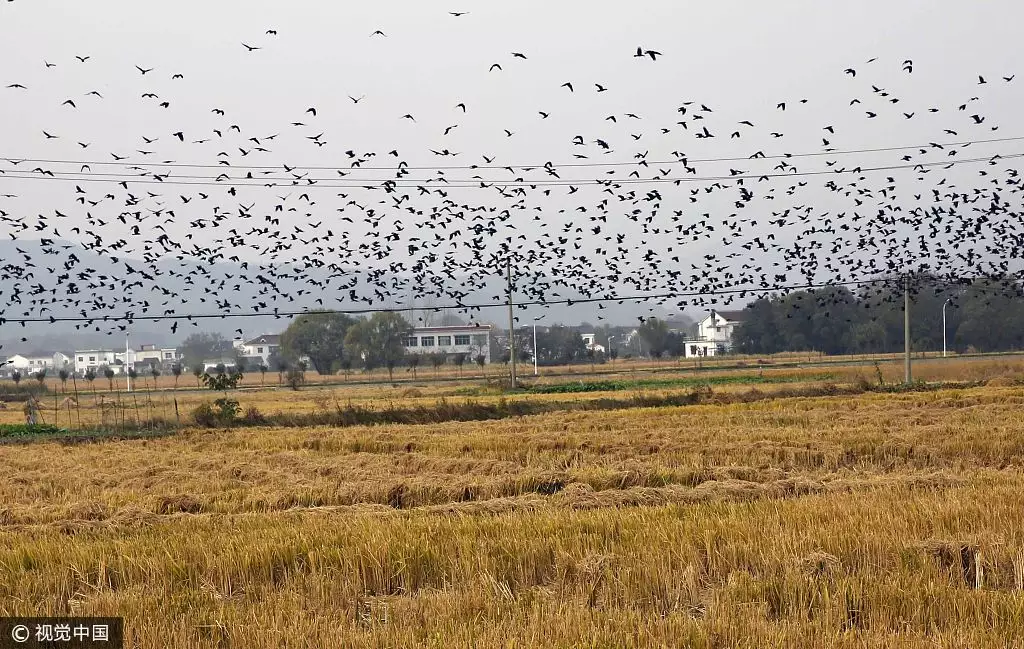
[0,151,1020,190]
[2,134,1022,173]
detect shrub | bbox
[285,368,305,391]
[191,403,218,427]
[241,405,266,425]
[191,399,240,427]
[0,423,64,438]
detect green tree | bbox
[280,311,357,374]
[407,354,420,379]
[58,368,69,393]
[171,363,183,389]
[533,325,586,365]
[732,298,782,354]
[11,370,21,387]
[637,318,670,358]
[343,313,411,371]
[103,367,115,392]
[192,364,203,388]
[179,332,232,372]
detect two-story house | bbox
[402,325,492,364]
[696,310,746,353]
[235,334,281,366]
[74,350,120,375]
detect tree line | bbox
[731,277,1024,355]
[176,312,497,381]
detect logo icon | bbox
[10,624,30,643]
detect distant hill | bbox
[0,239,682,351]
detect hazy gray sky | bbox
[1,1,1023,333]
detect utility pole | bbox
[942,297,952,358]
[507,258,517,389]
[904,275,912,384]
[533,323,538,376]
[125,333,132,393]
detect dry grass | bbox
[10,353,1024,430]
[2,383,1024,646]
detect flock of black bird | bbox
[1,10,1024,347]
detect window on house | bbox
[78,357,84,363]
[454,335,470,346]
[89,356,96,362]
[403,337,418,347]
[421,336,435,347]
[438,336,452,346]
[257,347,264,354]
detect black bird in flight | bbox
[562,82,574,92]
[512,52,527,59]
[136,65,153,74]
[75,55,90,63]
[266,29,278,35]
[371,30,386,37]
[489,63,502,71]
[449,11,468,16]
[634,47,661,60]
[242,43,261,52]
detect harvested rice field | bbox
[2,377,1024,647]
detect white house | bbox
[202,358,239,373]
[9,352,73,373]
[133,344,161,368]
[580,333,606,355]
[696,310,746,352]
[402,325,492,364]
[236,334,281,365]
[74,350,121,375]
[683,341,718,358]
